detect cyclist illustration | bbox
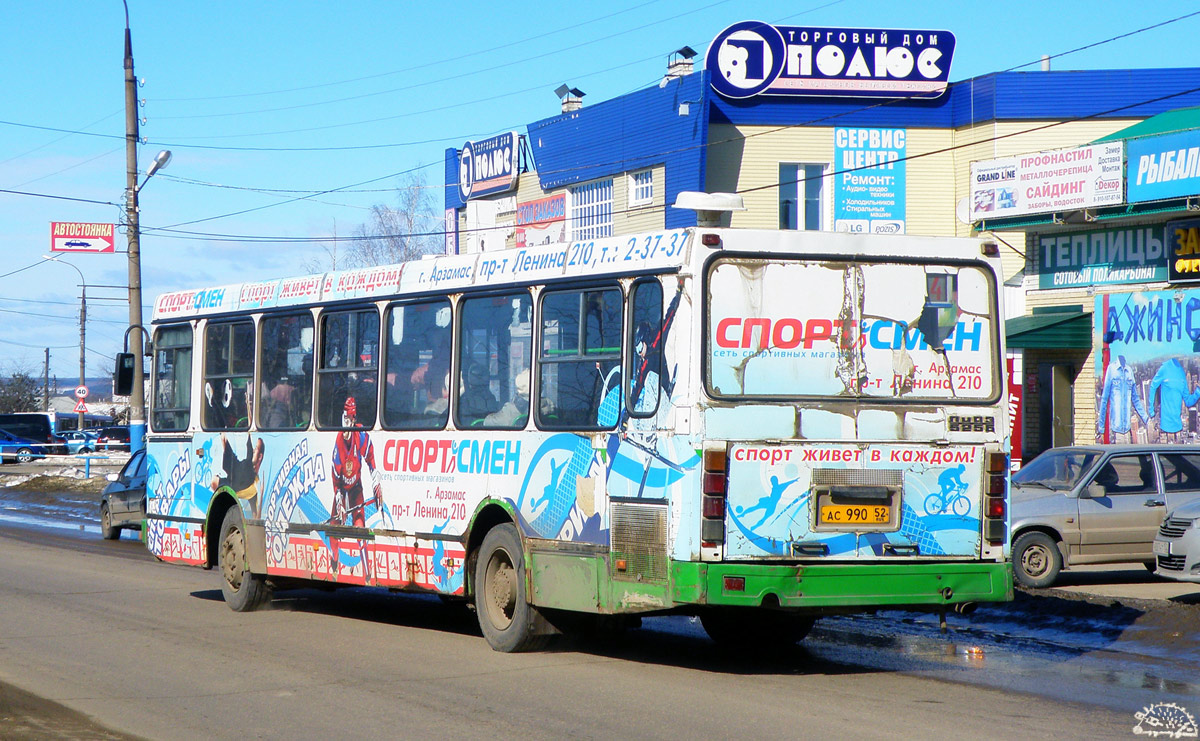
[925,463,971,516]
[737,474,800,529]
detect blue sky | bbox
[2,0,1198,380]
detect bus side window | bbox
[316,308,379,429]
[459,291,532,430]
[202,321,254,431]
[627,280,663,420]
[383,300,451,430]
[537,285,622,430]
[152,324,192,432]
[258,314,314,430]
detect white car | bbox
[1154,498,1200,582]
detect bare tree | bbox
[303,219,347,274]
[345,171,441,268]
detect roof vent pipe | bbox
[1041,55,1051,71]
[555,84,585,113]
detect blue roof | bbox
[709,68,1200,129]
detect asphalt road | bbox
[0,522,1143,740]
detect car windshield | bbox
[1012,449,1101,490]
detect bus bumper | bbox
[673,561,1013,609]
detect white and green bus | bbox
[142,225,1012,652]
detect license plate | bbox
[819,504,891,526]
[1153,539,1171,557]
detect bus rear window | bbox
[706,257,999,402]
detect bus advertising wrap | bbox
[707,259,997,401]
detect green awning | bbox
[1006,308,1092,349]
[1092,106,1200,143]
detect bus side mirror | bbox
[114,353,136,396]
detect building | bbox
[442,21,1200,462]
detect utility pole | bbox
[78,285,87,430]
[43,348,50,411]
[124,1,145,452]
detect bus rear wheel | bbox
[474,523,549,652]
[700,607,815,650]
[218,506,270,612]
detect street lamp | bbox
[42,255,87,432]
[123,0,170,453]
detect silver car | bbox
[1011,445,1200,588]
[1154,497,1200,582]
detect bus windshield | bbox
[706,257,999,401]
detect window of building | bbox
[258,313,314,430]
[570,178,613,240]
[779,163,827,231]
[458,291,533,429]
[202,321,255,431]
[316,308,379,429]
[630,170,654,207]
[382,299,452,430]
[152,324,192,432]
[538,286,623,430]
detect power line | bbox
[153,0,674,103]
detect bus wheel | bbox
[218,507,270,612]
[1012,531,1061,589]
[474,523,548,652]
[700,607,815,650]
[99,502,119,540]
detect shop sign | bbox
[970,142,1123,221]
[515,194,566,249]
[1166,218,1200,283]
[457,132,519,201]
[833,127,906,234]
[1006,358,1023,470]
[1127,129,1200,203]
[1095,289,1200,444]
[1037,226,1167,289]
[444,208,459,256]
[705,21,954,100]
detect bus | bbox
[141,225,1012,652]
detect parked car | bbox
[95,426,131,452]
[61,429,99,455]
[1153,497,1200,582]
[100,449,147,539]
[1011,445,1200,587]
[0,428,49,464]
[0,413,67,454]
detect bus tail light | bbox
[983,452,1009,544]
[702,446,728,546]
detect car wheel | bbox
[218,506,271,612]
[79,447,93,454]
[474,523,549,652]
[100,502,120,540]
[1013,531,1063,588]
[15,447,34,464]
